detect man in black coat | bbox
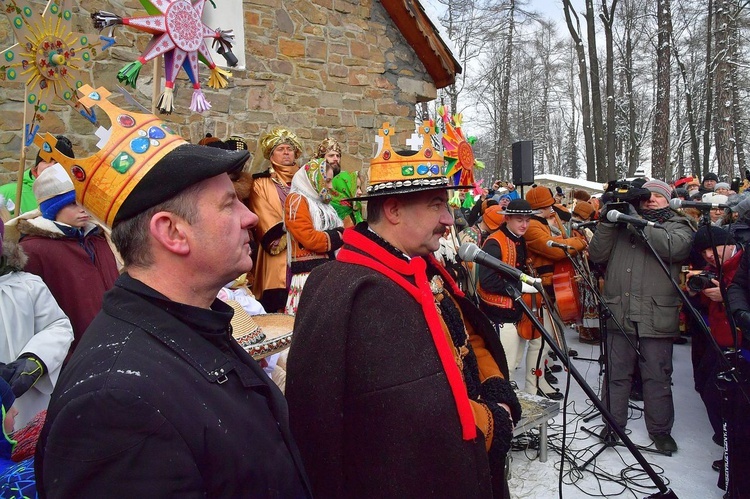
[286,122,520,498]
[34,95,311,498]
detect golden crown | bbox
[366,121,448,195]
[33,85,187,226]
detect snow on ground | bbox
[507,333,723,499]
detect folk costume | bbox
[33,89,312,498]
[248,128,302,312]
[477,200,562,399]
[330,171,363,227]
[284,158,343,314]
[286,122,520,499]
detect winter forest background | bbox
[422,0,747,186]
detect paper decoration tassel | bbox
[157,87,174,115]
[190,89,211,113]
[117,61,143,87]
[208,66,232,90]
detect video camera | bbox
[602,178,652,206]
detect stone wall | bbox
[0,0,438,184]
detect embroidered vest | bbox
[476,230,517,310]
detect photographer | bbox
[688,226,743,469]
[589,179,694,452]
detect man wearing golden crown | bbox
[286,122,520,498]
[247,128,302,312]
[33,87,311,497]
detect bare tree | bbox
[652,0,673,180]
[713,0,737,178]
[601,0,619,180]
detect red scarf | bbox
[337,228,477,441]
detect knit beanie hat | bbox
[714,182,731,191]
[33,163,77,221]
[526,186,555,209]
[733,196,750,221]
[642,179,673,200]
[693,225,735,253]
[701,193,728,205]
[572,201,595,221]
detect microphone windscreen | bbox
[458,242,480,263]
[668,198,682,210]
[606,210,620,223]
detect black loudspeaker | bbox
[512,141,534,185]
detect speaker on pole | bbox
[512,141,534,186]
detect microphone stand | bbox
[502,279,677,498]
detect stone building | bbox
[0,0,460,184]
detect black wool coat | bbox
[36,275,311,498]
[286,230,513,499]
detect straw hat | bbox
[227,300,294,360]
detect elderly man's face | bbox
[396,190,454,257]
[189,174,259,285]
[703,179,717,190]
[270,144,297,167]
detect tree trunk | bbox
[713,0,736,178]
[729,4,745,177]
[703,0,715,176]
[601,1,618,180]
[498,0,515,180]
[563,0,596,182]
[585,0,607,181]
[651,0,671,180]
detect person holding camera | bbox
[688,226,743,468]
[588,179,694,453]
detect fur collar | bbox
[0,238,27,271]
[18,216,99,240]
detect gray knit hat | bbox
[642,179,673,200]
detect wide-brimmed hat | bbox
[33,85,249,227]
[347,121,470,201]
[504,199,538,216]
[227,300,294,360]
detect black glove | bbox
[0,355,45,398]
[735,310,750,334]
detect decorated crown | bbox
[357,121,464,199]
[33,84,187,226]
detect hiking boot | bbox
[536,388,563,401]
[649,433,677,453]
[544,367,558,385]
[548,364,563,373]
[579,327,600,344]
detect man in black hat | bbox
[34,97,311,497]
[286,122,520,499]
[700,172,719,194]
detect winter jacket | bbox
[525,214,587,286]
[588,214,694,338]
[0,240,72,428]
[695,247,743,348]
[18,216,118,357]
[36,274,312,498]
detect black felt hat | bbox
[504,199,537,216]
[693,226,735,253]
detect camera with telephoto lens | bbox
[688,271,719,291]
[602,178,651,205]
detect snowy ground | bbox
[507,333,723,499]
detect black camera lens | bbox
[688,274,718,291]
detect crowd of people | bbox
[0,99,749,497]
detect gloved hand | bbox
[0,355,45,398]
[734,310,750,334]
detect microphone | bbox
[571,220,597,230]
[606,210,663,228]
[458,243,542,285]
[669,198,729,211]
[546,240,574,251]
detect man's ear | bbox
[381,197,402,225]
[149,212,190,256]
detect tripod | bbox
[503,280,677,498]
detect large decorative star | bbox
[93,0,236,114]
[0,0,98,145]
[439,105,484,190]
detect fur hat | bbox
[483,205,505,231]
[642,179,674,200]
[479,199,498,215]
[701,193,728,205]
[693,226,735,253]
[526,186,555,209]
[573,201,595,221]
[572,189,591,202]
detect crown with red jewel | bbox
[33,84,187,226]
[352,121,468,200]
